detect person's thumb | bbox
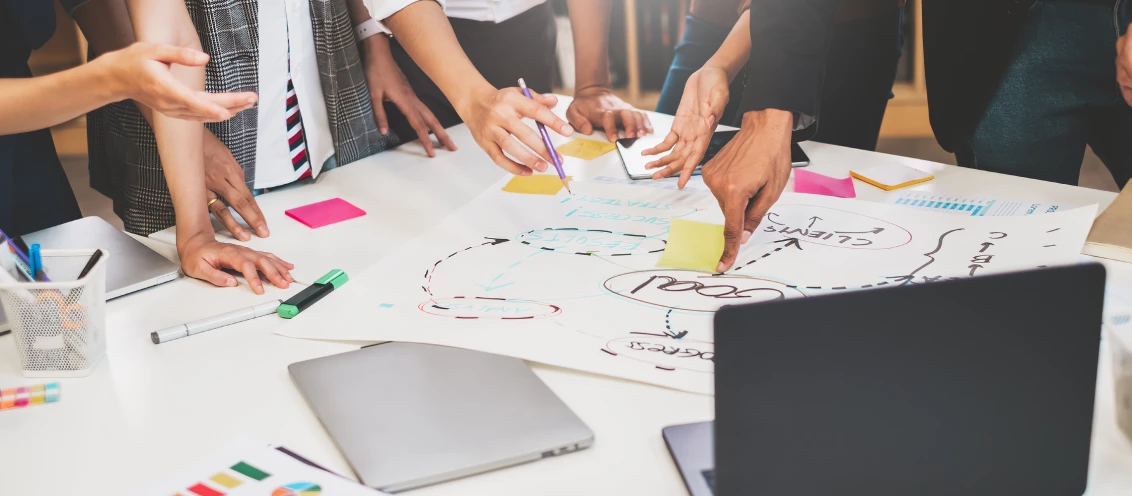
[716,197,747,273]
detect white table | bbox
[3,101,1131,495]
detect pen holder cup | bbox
[0,249,108,377]
[1112,314,1132,446]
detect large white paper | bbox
[276,178,1096,394]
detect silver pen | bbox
[150,300,282,344]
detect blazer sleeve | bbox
[736,0,839,129]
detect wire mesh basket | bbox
[0,249,107,377]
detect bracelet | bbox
[354,18,384,42]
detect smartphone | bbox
[617,129,810,180]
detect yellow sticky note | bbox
[210,473,243,489]
[657,219,725,273]
[501,175,571,195]
[556,138,617,160]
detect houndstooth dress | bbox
[86,0,396,235]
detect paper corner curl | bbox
[657,219,726,273]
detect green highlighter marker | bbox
[277,269,349,319]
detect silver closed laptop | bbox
[289,342,594,492]
[21,216,179,299]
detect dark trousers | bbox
[955,0,1132,187]
[386,2,557,142]
[656,10,903,152]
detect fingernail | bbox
[741,230,752,244]
[562,125,574,135]
[537,161,548,172]
[261,226,270,237]
[380,127,389,135]
[226,278,237,287]
[716,262,727,273]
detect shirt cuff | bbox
[793,112,816,132]
[366,0,447,35]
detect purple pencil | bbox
[517,78,571,194]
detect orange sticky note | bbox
[556,138,617,160]
[657,219,725,273]
[501,175,572,195]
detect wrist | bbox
[89,56,129,103]
[574,84,613,96]
[451,81,496,118]
[701,61,738,83]
[176,224,215,252]
[740,109,793,135]
[359,34,390,60]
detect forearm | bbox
[384,1,494,114]
[702,10,751,82]
[567,0,614,91]
[345,0,372,24]
[71,0,136,58]
[126,0,212,244]
[0,63,123,134]
[72,0,157,123]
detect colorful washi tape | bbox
[0,382,60,411]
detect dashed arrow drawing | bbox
[731,238,802,272]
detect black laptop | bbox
[667,264,1105,496]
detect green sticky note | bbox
[657,219,725,273]
[229,461,270,481]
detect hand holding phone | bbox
[617,130,810,183]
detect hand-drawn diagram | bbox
[277,180,1097,394]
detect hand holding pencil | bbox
[519,78,571,194]
[454,84,573,178]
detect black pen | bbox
[77,250,103,280]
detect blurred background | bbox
[30,0,1119,230]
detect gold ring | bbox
[207,198,220,213]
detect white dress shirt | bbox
[366,0,448,34]
[255,0,333,189]
[444,0,545,22]
[256,0,422,189]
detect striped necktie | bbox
[286,40,312,180]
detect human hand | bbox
[97,42,258,121]
[565,86,653,140]
[1118,29,1132,105]
[642,66,730,189]
[455,86,574,175]
[203,129,269,241]
[361,35,456,156]
[177,231,294,295]
[701,110,793,273]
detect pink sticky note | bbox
[793,169,856,198]
[285,198,366,228]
